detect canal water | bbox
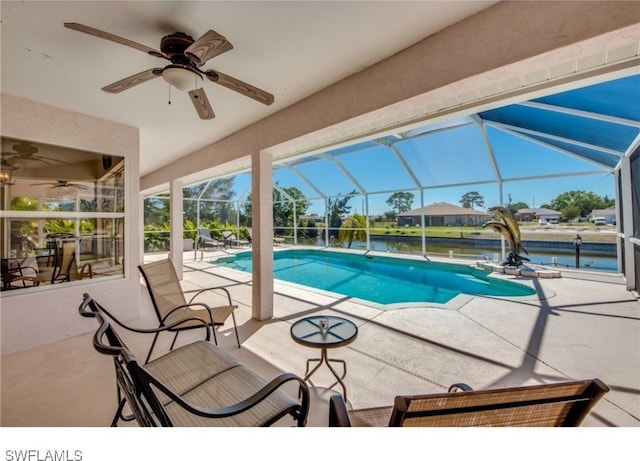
[303,237,618,272]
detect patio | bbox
[2,249,638,430]
[1,4,639,459]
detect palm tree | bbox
[339,213,367,248]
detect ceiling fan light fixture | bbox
[162,65,202,92]
[46,185,76,200]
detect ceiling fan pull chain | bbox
[168,84,172,105]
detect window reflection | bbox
[1,137,125,292]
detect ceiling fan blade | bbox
[64,23,167,58]
[188,88,215,120]
[8,157,52,168]
[30,181,89,190]
[102,68,163,93]
[3,153,72,168]
[185,29,233,64]
[67,183,90,190]
[30,155,71,165]
[204,70,274,106]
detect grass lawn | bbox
[368,224,617,243]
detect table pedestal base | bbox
[304,348,349,401]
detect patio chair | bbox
[79,293,310,427]
[2,242,92,289]
[194,228,223,260]
[329,379,609,427]
[138,258,241,363]
[222,230,250,248]
[5,254,58,288]
[1,256,39,290]
[50,241,93,283]
[30,242,93,284]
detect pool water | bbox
[212,249,536,305]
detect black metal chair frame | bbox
[79,293,310,427]
[79,293,203,425]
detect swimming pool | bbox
[212,249,536,306]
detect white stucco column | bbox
[251,150,274,320]
[619,156,635,290]
[169,179,183,279]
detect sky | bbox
[225,119,616,217]
[197,74,639,217]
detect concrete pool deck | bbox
[182,249,640,428]
[1,248,638,433]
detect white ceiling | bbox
[0,1,497,177]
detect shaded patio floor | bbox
[2,248,639,430]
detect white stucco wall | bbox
[0,94,141,355]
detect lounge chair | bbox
[247,228,284,246]
[222,230,250,248]
[329,379,609,427]
[194,228,223,260]
[138,258,241,363]
[79,293,310,427]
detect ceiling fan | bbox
[64,23,275,120]
[32,180,90,190]
[32,180,90,199]
[2,141,69,168]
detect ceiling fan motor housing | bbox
[160,33,195,65]
[13,143,39,156]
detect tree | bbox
[339,213,367,248]
[561,205,581,221]
[189,178,236,224]
[297,217,318,239]
[327,190,357,237]
[601,195,615,208]
[383,210,397,222]
[11,196,39,211]
[549,190,611,217]
[385,191,414,214]
[243,185,309,234]
[272,186,309,231]
[144,197,169,227]
[508,202,529,213]
[460,191,484,209]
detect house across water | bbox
[397,202,491,227]
[516,208,563,223]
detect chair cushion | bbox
[163,365,300,427]
[145,341,300,427]
[145,341,239,396]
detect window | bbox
[1,137,125,292]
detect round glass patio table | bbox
[290,315,358,402]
